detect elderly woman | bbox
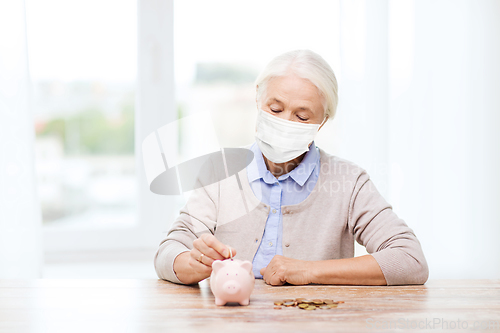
[154,50,429,286]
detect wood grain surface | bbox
[1,279,499,333]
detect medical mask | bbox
[255,109,324,164]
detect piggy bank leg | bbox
[239,298,250,306]
[215,297,226,306]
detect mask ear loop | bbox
[319,115,329,130]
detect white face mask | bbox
[255,109,324,164]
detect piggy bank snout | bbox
[222,280,241,295]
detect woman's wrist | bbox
[307,256,387,285]
[308,259,338,285]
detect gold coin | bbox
[313,301,323,305]
[306,305,316,310]
[283,302,295,307]
[282,299,294,302]
[274,306,282,310]
[274,301,283,306]
[318,305,329,309]
[301,299,314,304]
[337,301,345,304]
[323,299,334,304]
[327,304,338,308]
[298,303,309,309]
[295,297,305,302]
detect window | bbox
[27,0,137,230]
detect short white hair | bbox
[254,49,339,120]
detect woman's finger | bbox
[189,248,212,271]
[189,248,201,262]
[200,234,237,259]
[188,253,212,276]
[193,238,225,262]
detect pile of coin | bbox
[273,298,344,310]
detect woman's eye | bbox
[298,116,308,121]
[270,109,281,113]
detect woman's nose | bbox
[276,111,294,122]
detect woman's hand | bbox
[260,255,314,286]
[188,233,237,279]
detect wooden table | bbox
[1,279,499,333]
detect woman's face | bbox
[259,74,326,125]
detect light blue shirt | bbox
[247,141,321,278]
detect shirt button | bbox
[255,238,259,243]
[268,242,273,247]
[285,243,290,247]
[272,209,277,214]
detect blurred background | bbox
[0,0,499,279]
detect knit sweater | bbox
[154,148,429,285]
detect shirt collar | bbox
[247,141,319,186]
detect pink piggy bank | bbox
[210,259,255,306]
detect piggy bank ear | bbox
[239,261,252,273]
[212,260,224,274]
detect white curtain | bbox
[317,0,500,279]
[388,0,500,279]
[0,0,43,278]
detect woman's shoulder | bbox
[317,148,367,179]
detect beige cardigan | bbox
[154,148,429,285]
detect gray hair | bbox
[254,49,339,120]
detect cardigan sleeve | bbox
[348,170,429,285]
[154,164,220,284]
